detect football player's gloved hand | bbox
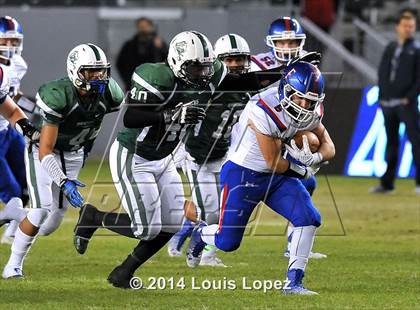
[304,161,329,179]
[287,51,322,66]
[60,179,85,208]
[164,100,206,125]
[285,135,323,166]
[303,164,320,179]
[15,118,40,142]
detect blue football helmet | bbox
[278,61,325,126]
[0,16,23,59]
[266,17,306,62]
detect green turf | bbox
[0,160,419,309]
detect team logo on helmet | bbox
[69,50,78,68]
[175,41,187,60]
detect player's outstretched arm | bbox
[0,95,27,126]
[0,95,39,140]
[217,66,284,93]
[312,123,335,162]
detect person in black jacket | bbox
[116,17,168,90]
[370,12,420,194]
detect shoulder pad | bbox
[36,78,71,119]
[132,63,175,90]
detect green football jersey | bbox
[36,77,124,151]
[185,91,249,164]
[116,127,141,154]
[119,60,227,161]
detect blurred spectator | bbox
[303,0,336,33]
[370,12,420,194]
[116,17,168,90]
[302,0,337,54]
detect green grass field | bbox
[0,160,419,309]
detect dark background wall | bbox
[321,88,362,174]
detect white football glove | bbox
[286,135,323,166]
[304,161,330,179]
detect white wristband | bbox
[40,154,67,186]
[313,152,323,165]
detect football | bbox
[293,130,320,152]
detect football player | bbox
[1,43,124,279]
[186,61,335,294]
[167,33,251,267]
[251,16,307,71]
[0,65,38,240]
[0,16,31,245]
[251,17,326,259]
[73,30,288,288]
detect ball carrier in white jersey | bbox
[251,16,326,259]
[186,61,335,294]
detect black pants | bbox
[381,103,420,188]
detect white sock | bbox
[0,197,26,222]
[286,224,294,252]
[201,224,218,246]
[288,225,316,271]
[5,227,36,269]
[202,244,217,258]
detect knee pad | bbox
[27,208,50,228]
[38,207,67,236]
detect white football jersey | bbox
[0,55,28,130]
[250,50,307,72]
[250,51,280,72]
[228,86,323,173]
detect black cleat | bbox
[73,204,100,254]
[0,219,11,228]
[107,265,134,289]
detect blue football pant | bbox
[213,161,321,252]
[0,126,27,203]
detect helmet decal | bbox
[175,41,187,60]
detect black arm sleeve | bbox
[123,104,165,128]
[217,66,285,92]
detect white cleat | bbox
[283,285,319,295]
[284,250,327,259]
[415,186,420,195]
[2,265,24,279]
[168,247,182,257]
[199,255,227,267]
[309,251,327,259]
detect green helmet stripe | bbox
[87,43,101,61]
[192,31,209,58]
[228,34,238,49]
